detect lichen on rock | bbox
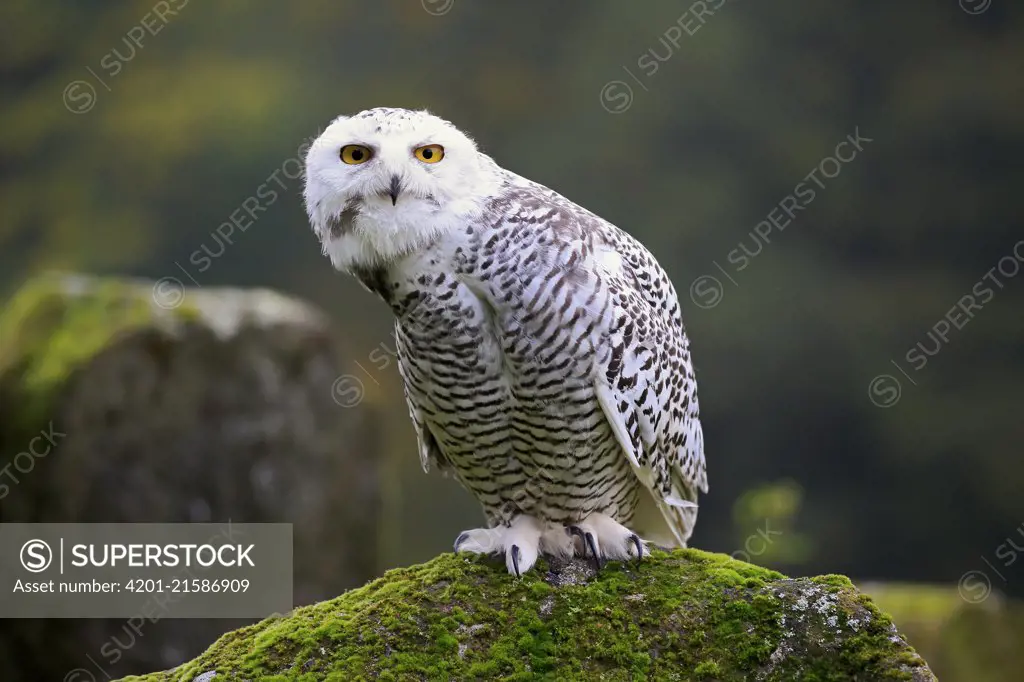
[120,549,935,681]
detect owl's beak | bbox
[388,175,402,206]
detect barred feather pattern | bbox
[364,167,707,542]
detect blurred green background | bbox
[2,0,1023,679]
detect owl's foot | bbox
[567,513,646,570]
[454,515,565,577]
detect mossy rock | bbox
[863,582,1024,682]
[0,272,190,446]
[0,273,382,681]
[120,549,934,681]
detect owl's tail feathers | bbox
[633,485,699,549]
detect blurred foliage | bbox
[864,583,1024,682]
[731,480,813,566]
[2,0,1023,606]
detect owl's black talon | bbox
[454,532,469,552]
[567,525,587,556]
[510,544,522,577]
[629,534,643,564]
[585,532,603,570]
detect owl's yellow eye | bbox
[340,145,373,165]
[414,144,445,164]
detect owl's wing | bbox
[589,238,708,548]
[487,177,706,546]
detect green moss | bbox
[694,660,721,678]
[0,274,201,446]
[118,549,933,681]
[812,574,855,589]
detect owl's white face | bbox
[304,108,501,272]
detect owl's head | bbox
[304,108,500,271]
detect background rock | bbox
[0,273,383,681]
[120,549,935,681]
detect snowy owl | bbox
[304,108,707,576]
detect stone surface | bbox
[0,273,382,681]
[120,549,935,681]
